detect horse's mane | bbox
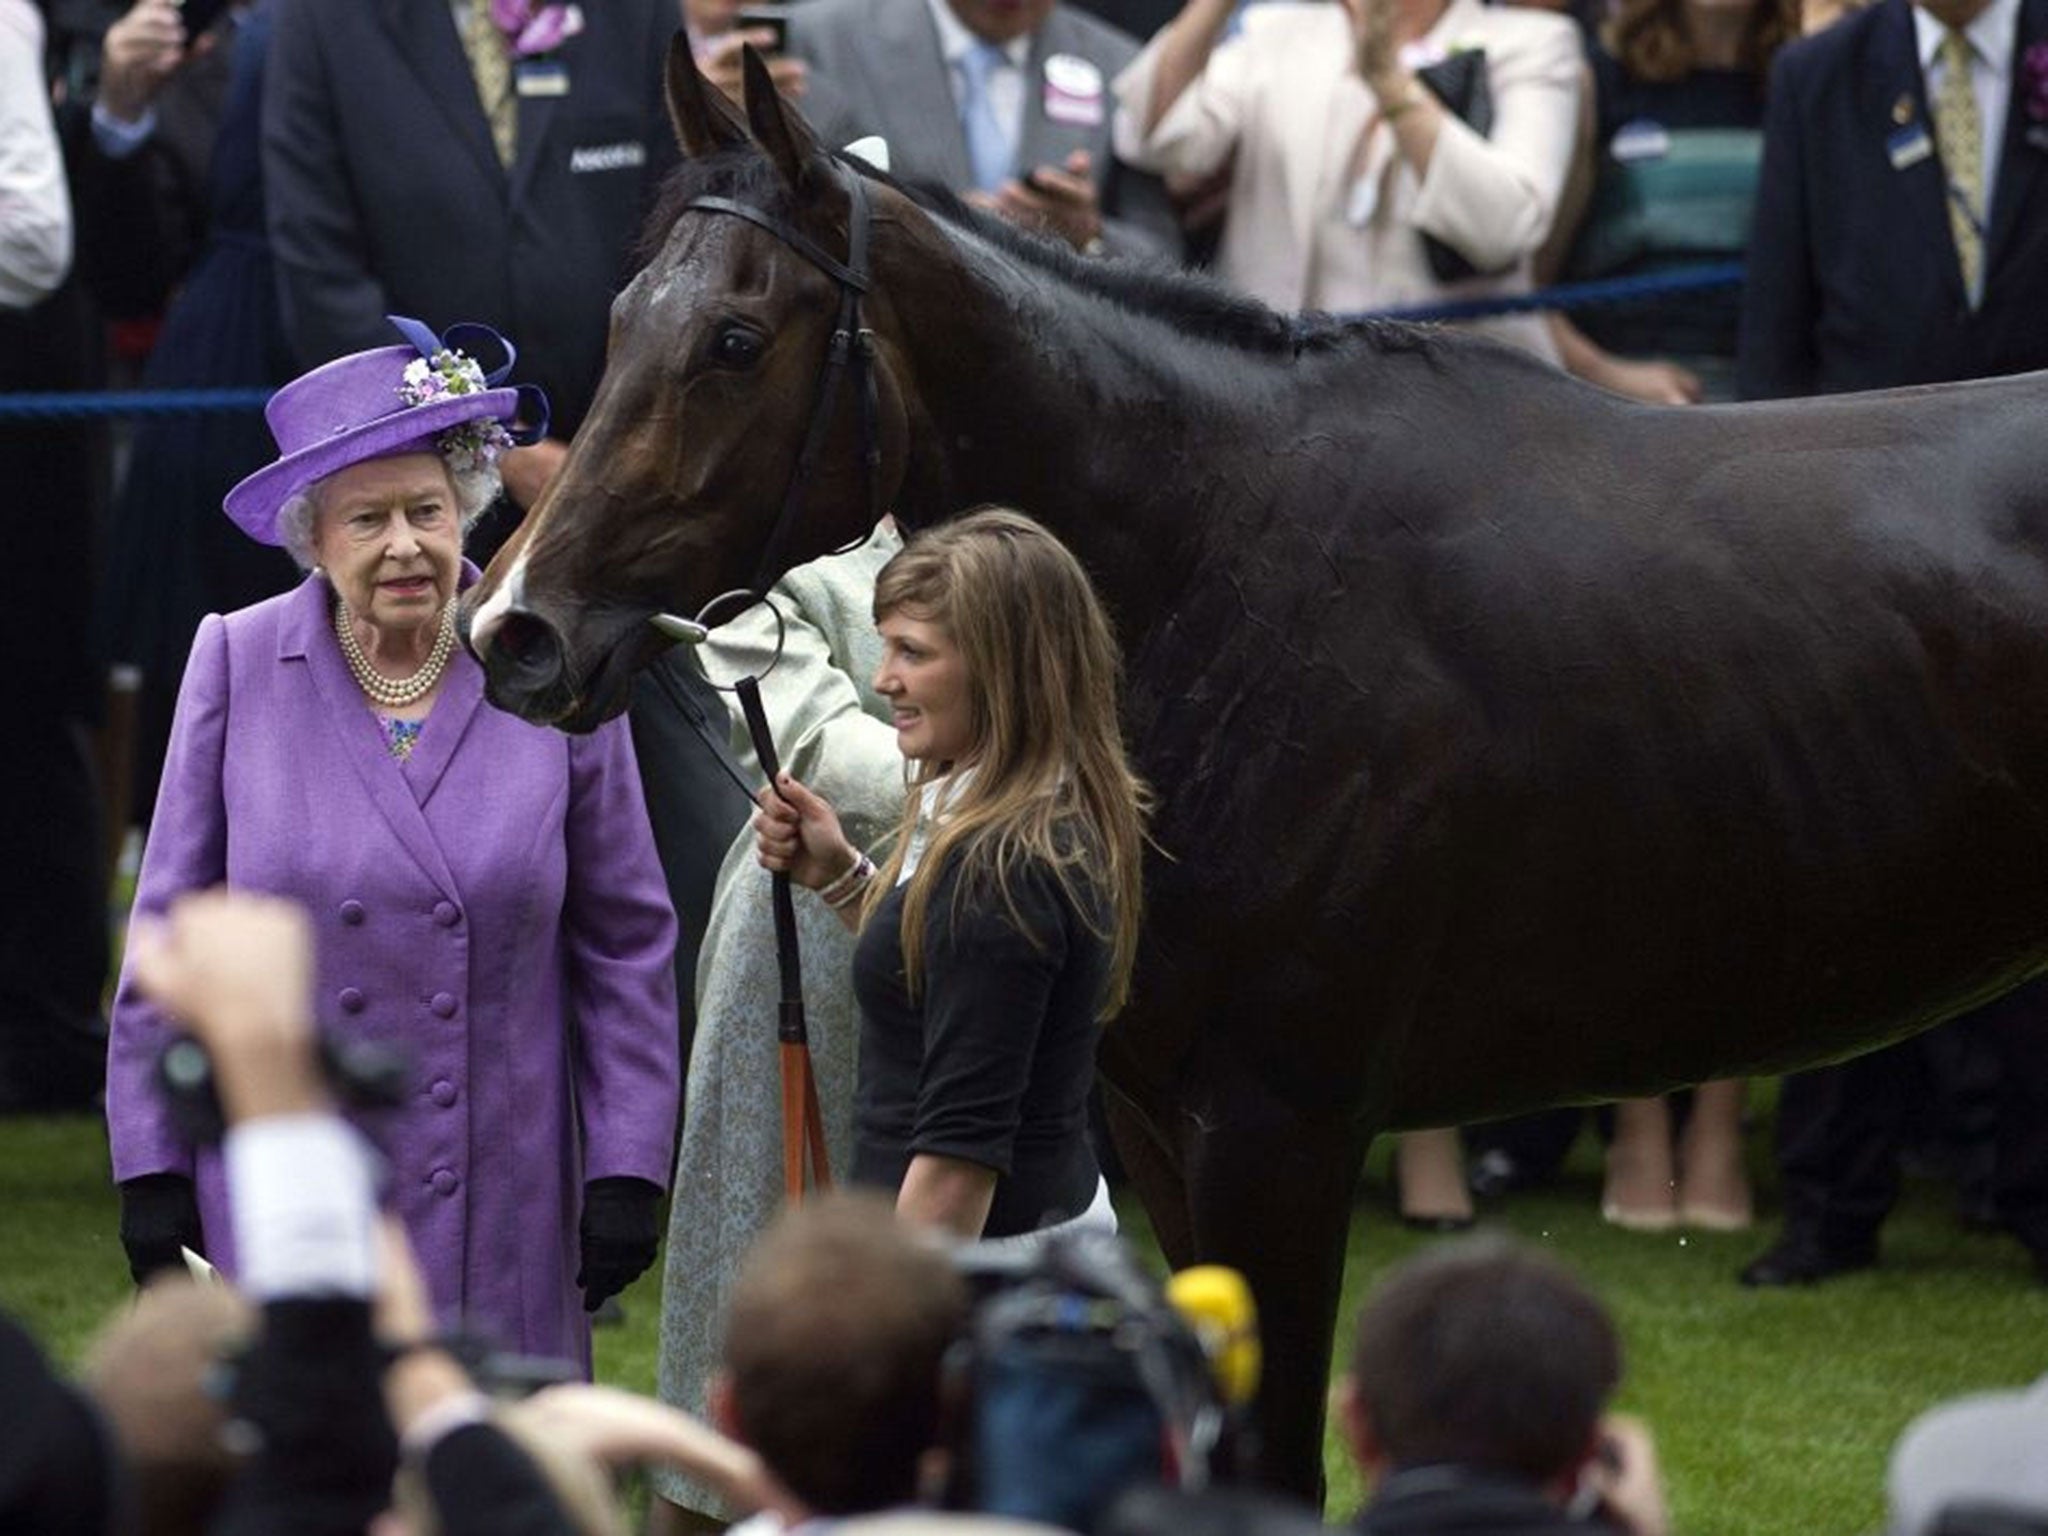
[879,170,1425,359]
[641,150,1436,361]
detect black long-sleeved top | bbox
[851,846,1109,1238]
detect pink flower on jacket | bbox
[489,0,584,59]
[2024,41,2048,123]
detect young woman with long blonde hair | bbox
[754,508,1149,1240]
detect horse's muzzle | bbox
[473,606,579,725]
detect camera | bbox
[156,1032,411,1147]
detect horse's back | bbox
[1119,352,2048,1121]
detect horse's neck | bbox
[887,230,1255,632]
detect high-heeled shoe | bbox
[1601,1200,1678,1233]
[1678,1198,1753,1232]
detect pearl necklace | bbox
[333,596,456,708]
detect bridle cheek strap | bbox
[684,164,883,594]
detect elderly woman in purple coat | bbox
[105,319,680,1369]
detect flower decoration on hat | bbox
[399,348,517,474]
[221,315,548,550]
[490,0,584,58]
[2024,41,2048,124]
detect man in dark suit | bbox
[262,0,754,1083]
[1735,0,2048,1288]
[778,0,1181,259]
[1736,0,2048,396]
[262,0,677,516]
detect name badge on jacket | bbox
[1043,53,1104,128]
[516,60,570,97]
[571,140,648,174]
[1887,124,1933,171]
[1610,118,1671,163]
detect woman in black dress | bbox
[754,509,1150,1240]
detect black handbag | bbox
[1413,50,1511,283]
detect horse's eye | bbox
[711,325,765,369]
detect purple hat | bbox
[223,317,547,546]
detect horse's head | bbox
[463,40,917,730]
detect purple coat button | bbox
[433,901,460,927]
[430,1080,458,1108]
[431,1169,458,1198]
[339,900,365,926]
[431,992,457,1018]
[338,987,365,1014]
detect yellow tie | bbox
[460,0,517,169]
[1932,28,1983,303]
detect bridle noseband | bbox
[684,160,886,594]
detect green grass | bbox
[6,1112,2042,1535]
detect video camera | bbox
[945,1229,1252,1530]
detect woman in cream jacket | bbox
[1112,0,1582,363]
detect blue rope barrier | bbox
[0,262,1746,421]
[0,386,273,420]
[1376,261,1745,323]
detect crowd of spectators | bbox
[4,885,2043,1533]
[5,0,2048,1527]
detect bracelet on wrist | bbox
[1379,83,1422,121]
[820,851,876,909]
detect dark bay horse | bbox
[465,43,2048,1497]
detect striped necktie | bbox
[459,0,517,169]
[1932,28,1984,305]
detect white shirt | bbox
[924,0,1030,164]
[92,101,159,161]
[898,765,975,882]
[225,1113,381,1300]
[1913,0,2019,221]
[0,0,73,309]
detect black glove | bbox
[577,1176,662,1312]
[118,1173,204,1285]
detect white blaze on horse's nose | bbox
[468,548,529,656]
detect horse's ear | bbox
[665,31,749,158]
[740,44,822,191]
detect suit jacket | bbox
[106,573,680,1367]
[787,0,1180,260]
[261,0,676,437]
[1737,0,2048,398]
[1111,0,1580,358]
[0,1311,121,1533]
[1353,1465,1625,1536]
[67,2,235,323]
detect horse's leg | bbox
[1101,1077,1196,1264]
[1184,1078,1369,1505]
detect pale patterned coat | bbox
[652,523,903,1516]
[106,572,680,1368]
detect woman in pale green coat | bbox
[652,521,904,1529]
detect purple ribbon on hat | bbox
[388,315,551,446]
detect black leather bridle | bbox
[656,160,890,1201]
[683,159,886,594]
